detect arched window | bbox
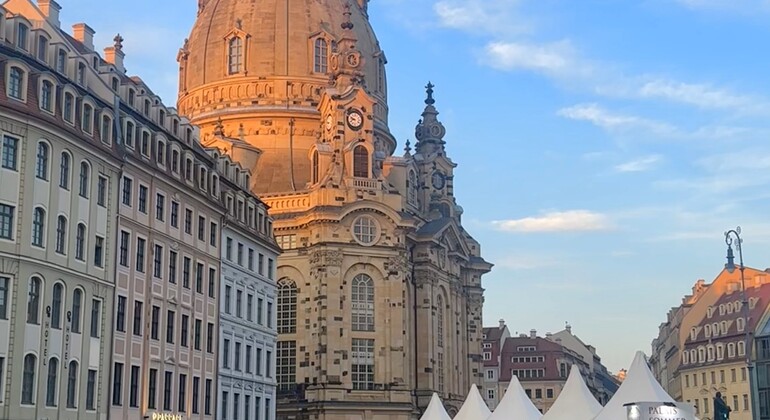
[63,92,74,123]
[353,145,368,178]
[100,115,111,144]
[728,342,736,358]
[55,215,67,254]
[228,37,243,75]
[82,103,93,133]
[40,80,53,112]
[314,38,328,73]
[737,317,746,332]
[79,161,90,197]
[407,170,417,205]
[707,345,715,361]
[72,289,82,333]
[32,207,45,247]
[738,341,746,357]
[698,346,705,363]
[172,150,180,173]
[36,142,49,179]
[351,274,374,331]
[436,294,444,347]
[8,67,24,99]
[22,354,37,404]
[75,223,86,261]
[28,276,42,324]
[277,279,297,334]
[312,150,319,184]
[66,360,78,408]
[185,158,193,181]
[59,152,70,189]
[52,283,63,329]
[46,357,58,406]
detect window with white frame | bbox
[351,274,374,331]
[277,279,297,334]
[351,338,375,390]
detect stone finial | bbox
[404,139,411,155]
[214,118,224,136]
[113,33,124,50]
[341,3,354,30]
[238,123,245,140]
[235,18,242,30]
[425,81,435,105]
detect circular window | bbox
[352,215,379,246]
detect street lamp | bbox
[724,227,759,420]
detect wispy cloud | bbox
[482,40,578,74]
[637,79,768,113]
[434,0,533,35]
[614,155,662,173]
[557,103,677,134]
[492,210,612,233]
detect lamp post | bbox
[724,227,759,420]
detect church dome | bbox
[177,0,393,194]
[177,0,388,121]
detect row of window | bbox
[523,387,555,400]
[225,237,274,279]
[12,21,87,84]
[682,341,746,365]
[689,394,750,414]
[1,276,103,334]
[220,390,272,420]
[118,230,217,297]
[223,195,271,236]
[683,367,747,388]
[2,136,109,201]
[511,356,545,363]
[512,369,545,379]
[114,295,217,352]
[112,364,215,416]
[12,354,97,409]
[695,318,745,341]
[121,176,219,246]
[223,284,273,327]
[273,339,375,392]
[221,338,272,378]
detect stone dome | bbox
[177,0,394,194]
[178,0,387,120]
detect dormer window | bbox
[56,49,67,73]
[128,89,135,106]
[144,99,151,116]
[172,119,179,136]
[111,77,119,91]
[199,168,207,190]
[82,104,93,134]
[101,115,112,144]
[228,37,243,75]
[7,66,25,100]
[16,23,28,50]
[156,140,165,164]
[158,109,166,127]
[77,63,86,85]
[185,158,193,181]
[92,56,99,69]
[314,38,328,73]
[37,36,48,62]
[40,80,53,112]
[63,92,74,123]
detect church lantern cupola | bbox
[414,82,447,155]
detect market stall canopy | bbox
[421,393,453,420]
[542,365,602,420]
[454,384,492,420]
[593,351,674,420]
[488,376,543,420]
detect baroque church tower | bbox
[178,0,492,418]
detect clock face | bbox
[346,53,360,67]
[347,109,363,130]
[432,171,445,189]
[325,115,333,131]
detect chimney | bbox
[72,23,95,51]
[530,329,537,339]
[104,34,125,73]
[498,319,505,329]
[566,323,572,333]
[37,0,61,27]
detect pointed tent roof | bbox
[488,376,543,420]
[542,365,602,420]
[593,351,674,420]
[420,393,453,420]
[454,384,492,420]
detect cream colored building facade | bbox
[178,0,492,418]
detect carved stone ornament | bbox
[309,250,344,268]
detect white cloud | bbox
[495,254,557,270]
[557,103,677,134]
[434,0,532,35]
[638,79,768,113]
[492,210,612,233]
[614,155,662,172]
[482,40,576,73]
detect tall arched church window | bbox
[277,279,297,334]
[407,170,417,205]
[228,37,243,75]
[351,274,374,331]
[353,146,368,178]
[436,294,444,348]
[314,38,328,73]
[312,150,320,184]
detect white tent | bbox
[542,365,602,420]
[421,392,453,420]
[593,351,675,420]
[454,384,492,420]
[488,376,543,420]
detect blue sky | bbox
[58,0,770,372]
